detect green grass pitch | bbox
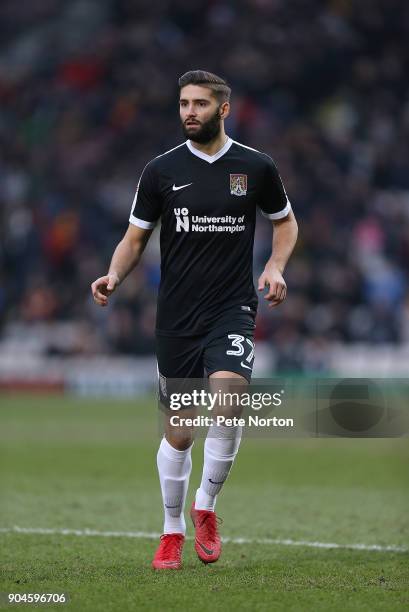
[0,394,408,611]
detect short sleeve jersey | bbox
[129,138,291,336]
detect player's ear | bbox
[219,101,230,120]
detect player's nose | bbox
[186,105,197,117]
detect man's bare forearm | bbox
[265,210,298,273]
[108,226,152,284]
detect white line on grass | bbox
[0,526,407,553]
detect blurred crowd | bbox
[1,0,408,371]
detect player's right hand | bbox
[91,273,119,307]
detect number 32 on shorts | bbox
[226,334,255,370]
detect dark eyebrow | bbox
[179,98,210,103]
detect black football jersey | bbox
[129,137,291,335]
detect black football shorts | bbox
[155,307,256,384]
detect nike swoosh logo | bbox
[197,541,214,556]
[172,183,192,191]
[165,504,180,509]
[240,361,252,370]
[208,478,225,485]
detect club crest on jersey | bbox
[230,174,247,196]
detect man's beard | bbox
[182,108,222,143]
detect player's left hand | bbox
[257,265,287,308]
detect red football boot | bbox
[190,502,222,564]
[152,533,185,570]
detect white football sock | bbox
[157,437,193,535]
[195,424,242,511]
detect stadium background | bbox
[0,2,408,610]
[1,0,409,390]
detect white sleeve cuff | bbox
[260,200,292,220]
[129,214,156,229]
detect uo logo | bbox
[174,208,189,232]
